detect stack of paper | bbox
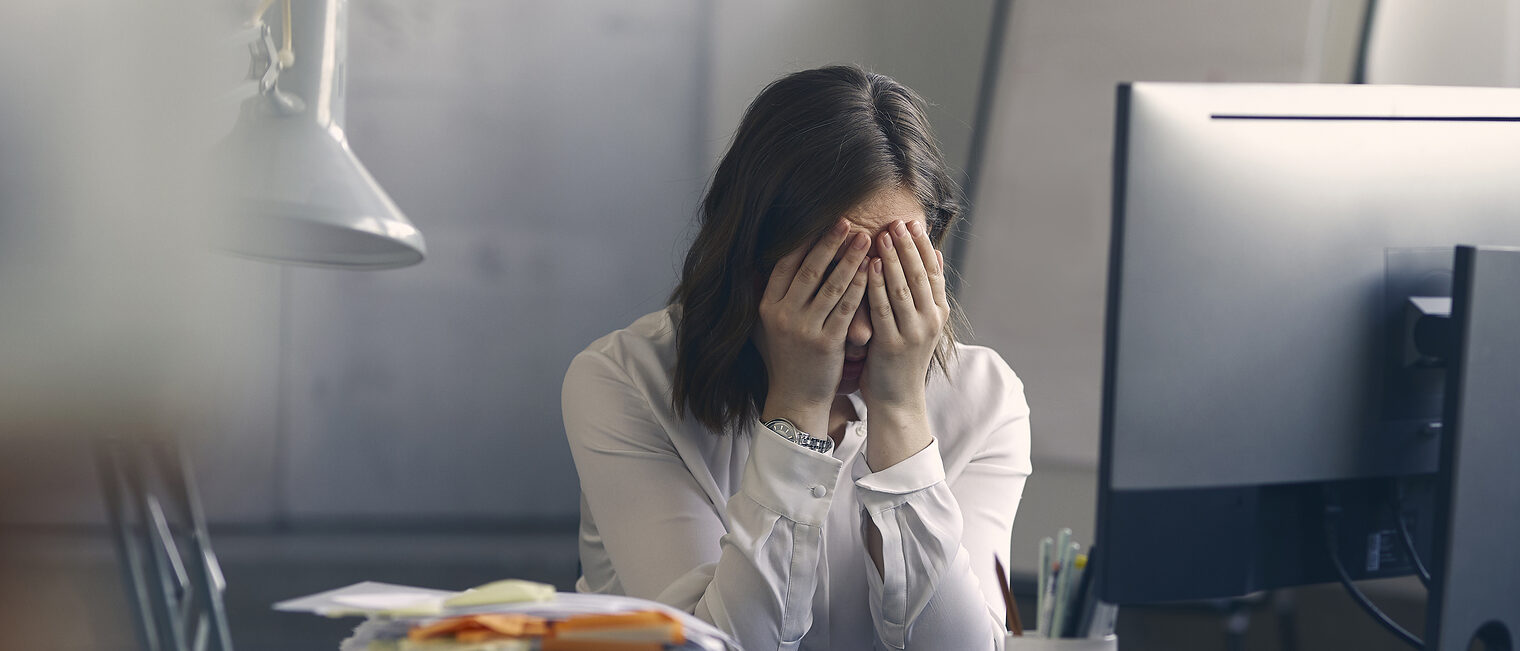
[273,581,738,651]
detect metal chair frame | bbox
[96,433,234,651]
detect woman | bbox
[562,65,1031,650]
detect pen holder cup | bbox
[1005,634,1118,650]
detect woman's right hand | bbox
[754,218,871,436]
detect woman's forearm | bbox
[863,401,933,576]
[864,400,934,473]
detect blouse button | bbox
[810,485,826,498]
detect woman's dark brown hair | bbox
[669,65,965,434]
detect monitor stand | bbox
[1427,245,1519,651]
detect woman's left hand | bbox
[861,219,949,414]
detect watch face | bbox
[766,419,797,440]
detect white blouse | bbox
[562,307,1032,651]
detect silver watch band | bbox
[763,418,834,454]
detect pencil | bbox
[994,556,1022,636]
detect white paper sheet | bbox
[278,582,740,651]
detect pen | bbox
[1051,541,1079,638]
[1069,552,1096,638]
[1036,537,1052,636]
[1038,557,1061,637]
[1060,550,1088,638]
[1045,529,1071,637]
[994,556,1022,636]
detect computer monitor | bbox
[1094,83,1520,605]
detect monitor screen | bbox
[1095,82,1520,603]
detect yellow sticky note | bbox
[443,579,556,608]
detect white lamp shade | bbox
[218,105,425,269]
[217,0,425,270]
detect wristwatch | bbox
[763,418,834,454]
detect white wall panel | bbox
[279,0,708,521]
[1369,0,1520,86]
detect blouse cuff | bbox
[740,424,844,526]
[854,438,946,509]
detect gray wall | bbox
[1368,0,1520,85]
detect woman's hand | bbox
[755,218,871,436]
[861,219,948,416]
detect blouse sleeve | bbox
[562,349,845,651]
[855,352,1032,650]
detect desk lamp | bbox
[217,0,426,269]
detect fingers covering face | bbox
[877,227,911,307]
[896,220,935,310]
[764,219,847,305]
[865,220,947,335]
[764,243,809,305]
[866,256,896,333]
[811,232,870,327]
[785,219,852,306]
[932,249,947,312]
[826,262,870,336]
[764,218,945,337]
[909,221,948,313]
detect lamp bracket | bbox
[244,22,304,115]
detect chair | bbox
[95,432,235,651]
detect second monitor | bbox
[1095,82,1520,604]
